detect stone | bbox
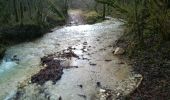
[114,47,125,55]
[99,89,106,93]
[97,82,101,87]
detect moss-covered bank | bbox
[0,19,65,59]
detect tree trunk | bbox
[103,4,106,20]
[20,2,24,26]
[13,0,19,22]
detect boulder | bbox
[114,47,125,55]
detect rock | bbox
[105,59,112,62]
[78,94,87,99]
[90,63,97,66]
[100,89,106,93]
[117,93,120,96]
[96,82,101,87]
[59,96,62,100]
[11,55,20,64]
[134,74,142,78]
[78,84,83,88]
[83,42,88,45]
[117,61,125,64]
[114,47,125,55]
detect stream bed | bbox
[0,18,140,100]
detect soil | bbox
[115,36,170,100]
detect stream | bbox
[0,12,140,100]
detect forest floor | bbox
[115,36,170,99]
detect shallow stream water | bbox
[0,17,139,100]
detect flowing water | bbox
[0,14,139,100]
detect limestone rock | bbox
[114,47,125,55]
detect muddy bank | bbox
[115,36,170,99]
[0,19,65,60]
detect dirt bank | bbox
[115,36,170,99]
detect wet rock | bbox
[134,74,142,78]
[63,66,78,69]
[98,89,113,100]
[87,53,91,55]
[114,47,125,55]
[83,42,88,45]
[78,84,83,88]
[59,96,62,100]
[60,49,79,59]
[117,61,125,64]
[11,55,20,63]
[97,82,101,87]
[90,63,97,66]
[105,59,112,62]
[78,94,87,99]
[108,45,112,47]
[100,89,106,93]
[99,48,106,51]
[82,48,88,52]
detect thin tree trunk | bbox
[103,4,106,20]
[13,0,19,22]
[20,2,24,26]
